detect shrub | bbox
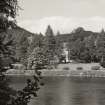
[63,67,70,70]
[77,67,83,70]
[100,61,105,68]
[91,66,100,70]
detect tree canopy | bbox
[0,0,19,105]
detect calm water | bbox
[9,76,105,105]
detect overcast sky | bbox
[17,0,105,34]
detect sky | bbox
[17,0,105,34]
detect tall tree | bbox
[0,0,18,105]
[0,1,45,105]
[84,35,97,62]
[44,25,56,63]
[56,32,64,62]
[29,33,44,53]
[15,32,29,68]
[96,29,105,67]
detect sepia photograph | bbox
[0,0,105,105]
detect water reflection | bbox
[10,76,105,105]
[38,77,105,105]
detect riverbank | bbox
[40,69,105,77]
[5,69,105,77]
[5,63,105,77]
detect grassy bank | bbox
[40,70,105,77]
[5,69,105,77]
[5,63,105,77]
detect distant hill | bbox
[4,26,99,44]
[56,30,98,43]
[1,25,34,66]
[5,26,33,41]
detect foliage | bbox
[0,1,44,105]
[27,47,49,70]
[100,60,105,68]
[0,0,19,105]
[27,26,62,69]
[44,25,64,65]
[91,66,100,70]
[0,74,16,105]
[15,33,29,68]
[44,25,56,61]
[9,70,44,105]
[84,35,98,62]
[5,26,34,67]
[67,28,99,63]
[95,29,105,68]
[76,67,83,70]
[55,35,64,61]
[70,39,86,61]
[63,67,70,70]
[96,29,105,61]
[29,33,44,53]
[0,0,18,30]
[72,27,85,34]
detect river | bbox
[9,76,105,105]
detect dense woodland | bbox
[3,25,105,69]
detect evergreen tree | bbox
[15,33,29,68]
[44,25,56,63]
[56,31,64,62]
[29,33,44,53]
[84,35,97,62]
[56,31,60,36]
[96,29,105,67]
